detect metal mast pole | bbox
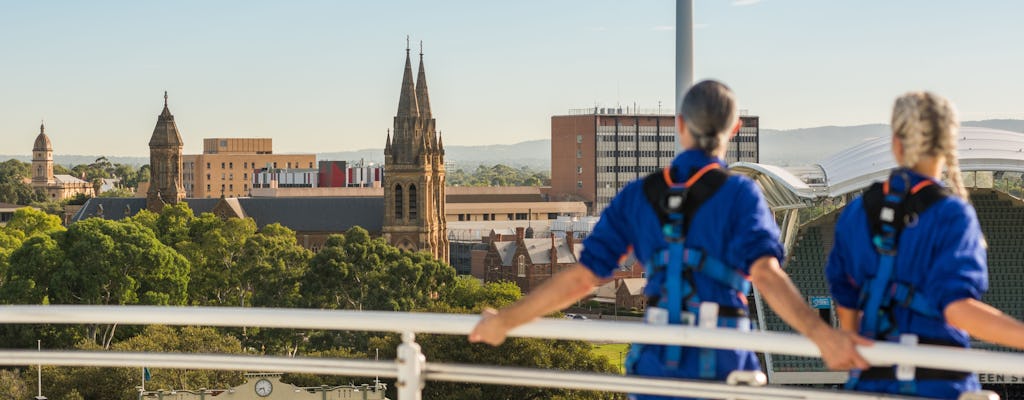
[675,0,694,152]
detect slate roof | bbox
[53,175,89,185]
[72,196,385,233]
[493,237,581,266]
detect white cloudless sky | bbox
[3,0,1022,156]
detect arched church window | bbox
[395,184,403,219]
[408,184,418,220]
[517,255,526,277]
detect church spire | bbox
[416,41,432,119]
[396,37,419,118]
[151,91,182,146]
[438,130,445,155]
[385,129,392,155]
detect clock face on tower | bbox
[255,378,273,397]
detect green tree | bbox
[300,227,454,312]
[179,213,257,306]
[446,164,551,187]
[98,187,134,197]
[0,159,30,182]
[154,203,195,248]
[442,276,521,311]
[235,223,311,354]
[0,159,44,204]
[39,326,246,399]
[0,368,30,399]
[5,207,64,238]
[2,218,190,347]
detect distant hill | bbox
[0,155,149,167]
[318,139,551,171]
[5,120,1020,171]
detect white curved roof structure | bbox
[732,127,1024,210]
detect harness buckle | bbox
[896,334,918,381]
[698,302,720,328]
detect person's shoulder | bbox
[930,193,977,225]
[720,172,762,203]
[605,174,655,211]
[836,195,867,224]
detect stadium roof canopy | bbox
[731,127,1024,211]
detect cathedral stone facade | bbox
[147,92,186,212]
[383,45,448,263]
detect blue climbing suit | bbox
[580,150,784,400]
[826,168,988,399]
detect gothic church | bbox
[383,43,448,263]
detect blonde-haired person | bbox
[826,91,1024,398]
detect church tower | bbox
[383,41,448,263]
[32,122,54,186]
[147,91,186,212]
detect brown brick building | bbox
[481,227,643,294]
[550,110,759,215]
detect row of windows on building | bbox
[598,165,664,173]
[726,150,758,159]
[189,183,249,194]
[597,150,675,158]
[455,212,560,221]
[205,173,249,181]
[598,135,675,143]
[203,161,314,170]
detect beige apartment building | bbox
[183,138,316,198]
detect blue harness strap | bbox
[635,164,750,378]
[852,171,952,394]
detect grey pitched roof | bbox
[493,237,581,266]
[71,197,385,234]
[494,241,516,266]
[236,197,383,232]
[72,198,146,221]
[54,175,89,185]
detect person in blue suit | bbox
[471,80,869,400]
[826,91,1024,399]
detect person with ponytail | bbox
[826,91,1024,399]
[472,80,868,400]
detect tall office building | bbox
[551,109,759,214]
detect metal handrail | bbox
[1,305,1022,376]
[0,350,915,400]
[1,305,1021,399]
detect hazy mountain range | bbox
[3,120,1021,170]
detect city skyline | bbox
[4,1,1024,157]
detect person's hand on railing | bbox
[810,326,873,371]
[468,308,508,346]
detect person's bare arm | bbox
[469,264,600,346]
[836,306,861,334]
[750,255,871,370]
[946,298,1024,349]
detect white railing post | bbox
[396,331,425,400]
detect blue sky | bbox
[3,1,1023,157]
